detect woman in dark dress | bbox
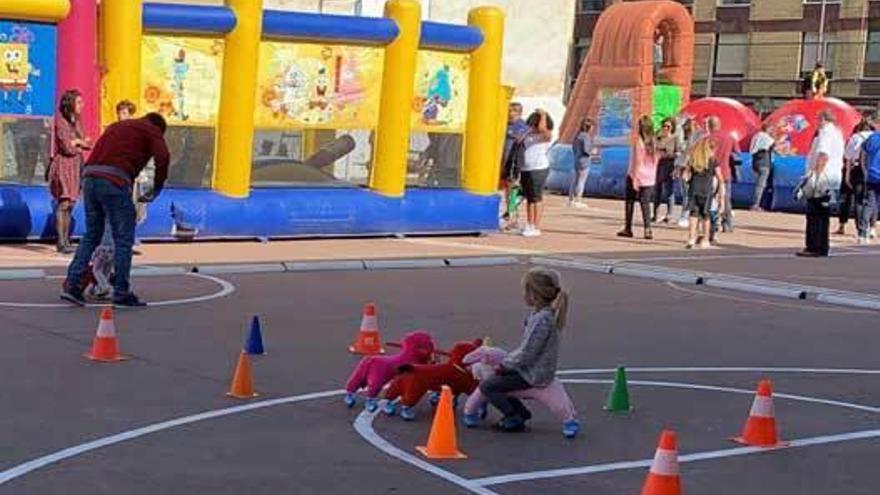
[48,90,90,254]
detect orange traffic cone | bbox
[732,379,788,447]
[348,303,384,355]
[417,385,466,459]
[84,307,127,362]
[226,351,258,399]
[640,429,682,495]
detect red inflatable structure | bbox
[764,97,863,156]
[679,97,760,149]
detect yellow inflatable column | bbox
[213,0,264,198]
[462,7,505,195]
[370,0,421,198]
[0,0,70,23]
[100,0,142,126]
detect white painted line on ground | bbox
[560,379,880,414]
[354,411,500,495]
[473,429,880,487]
[556,367,880,376]
[0,389,344,485]
[0,273,235,309]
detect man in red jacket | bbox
[61,113,170,307]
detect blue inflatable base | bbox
[0,185,500,241]
[548,144,812,214]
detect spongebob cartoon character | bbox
[303,63,333,124]
[171,49,190,121]
[0,43,31,107]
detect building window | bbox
[866,23,880,78]
[717,0,750,6]
[574,37,592,68]
[801,32,836,77]
[578,0,605,12]
[713,34,747,77]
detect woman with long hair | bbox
[519,109,553,237]
[618,116,659,239]
[48,89,90,254]
[684,138,725,248]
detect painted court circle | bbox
[1,367,877,491]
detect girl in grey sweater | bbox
[480,268,570,432]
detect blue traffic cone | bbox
[244,316,265,355]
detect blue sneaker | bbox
[382,400,397,416]
[463,413,481,428]
[365,398,379,413]
[400,406,416,421]
[344,393,357,408]
[562,419,580,439]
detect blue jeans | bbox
[859,183,880,238]
[65,176,136,296]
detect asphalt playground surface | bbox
[1,250,879,494]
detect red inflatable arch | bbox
[763,97,863,157]
[679,97,760,149]
[560,0,695,143]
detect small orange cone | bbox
[417,385,466,459]
[226,351,258,399]
[640,429,682,495]
[348,303,384,355]
[732,379,788,447]
[84,307,127,362]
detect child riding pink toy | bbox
[462,344,580,438]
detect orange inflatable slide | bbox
[559,0,695,144]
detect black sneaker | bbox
[113,293,147,307]
[616,230,634,238]
[60,288,86,307]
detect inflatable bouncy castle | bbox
[0,0,509,240]
[549,0,866,214]
[548,0,694,198]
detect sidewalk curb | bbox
[283,260,366,272]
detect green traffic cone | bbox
[604,366,633,413]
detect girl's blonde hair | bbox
[522,267,569,330]
[690,138,715,173]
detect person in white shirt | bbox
[749,123,775,211]
[798,111,845,257]
[836,120,872,235]
[520,109,553,237]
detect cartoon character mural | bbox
[421,64,451,124]
[410,51,468,133]
[0,23,47,115]
[256,42,383,130]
